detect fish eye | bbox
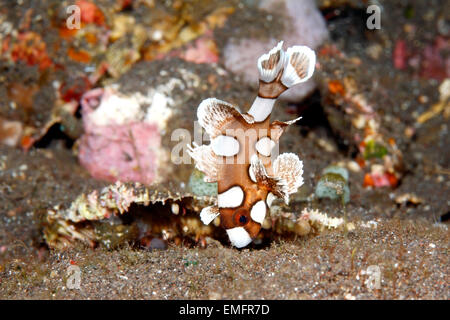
[233,208,249,226]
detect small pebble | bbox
[171,203,179,215]
[149,238,168,250]
[346,222,356,232]
[347,161,361,173]
[345,293,356,300]
[262,217,272,230]
[209,292,221,300]
[418,95,429,104]
[295,219,311,236]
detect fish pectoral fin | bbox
[200,206,220,226]
[250,155,289,204]
[273,153,304,195]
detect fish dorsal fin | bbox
[250,155,289,204]
[197,98,253,139]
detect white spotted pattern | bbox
[211,135,240,157]
[250,200,266,224]
[226,227,252,248]
[218,186,244,208]
[255,137,276,156]
[249,164,257,183]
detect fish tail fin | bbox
[256,42,316,98]
[280,45,316,88]
[249,43,315,122]
[257,41,286,84]
[256,41,287,99]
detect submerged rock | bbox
[148,238,168,251]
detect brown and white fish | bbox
[188,41,316,248]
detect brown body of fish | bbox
[217,117,274,238]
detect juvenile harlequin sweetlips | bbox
[188,41,316,248]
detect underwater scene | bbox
[0,0,448,300]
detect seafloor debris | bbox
[0,117,22,147]
[222,0,329,102]
[417,79,450,124]
[299,208,344,232]
[42,180,347,249]
[318,48,404,189]
[393,36,449,81]
[43,181,216,249]
[315,165,350,203]
[312,1,448,198]
[394,193,424,206]
[0,59,82,149]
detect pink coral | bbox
[393,36,449,80]
[181,34,219,64]
[78,88,160,185]
[393,40,407,70]
[153,32,219,64]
